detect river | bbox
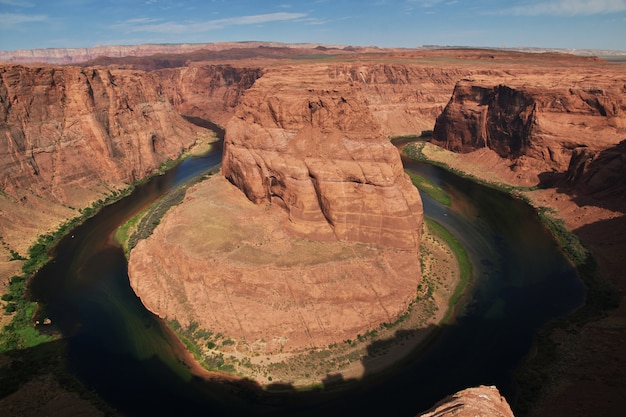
[28,140,585,416]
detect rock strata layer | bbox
[223,64,424,249]
[0,64,203,252]
[128,176,422,352]
[418,386,515,417]
[129,63,427,353]
[432,78,626,180]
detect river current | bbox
[29,141,585,416]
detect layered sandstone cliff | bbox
[432,78,626,181]
[128,62,425,356]
[0,64,203,254]
[154,65,262,126]
[223,64,424,249]
[418,386,515,417]
[565,139,626,199]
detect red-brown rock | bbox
[418,386,515,417]
[222,64,424,249]
[432,77,626,179]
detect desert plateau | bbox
[0,41,625,417]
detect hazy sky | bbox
[1,0,625,51]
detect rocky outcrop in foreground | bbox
[418,386,515,417]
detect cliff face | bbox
[0,64,240,253]
[128,63,435,357]
[565,139,626,200]
[154,65,262,126]
[0,65,199,194]
[223,64,424,249]
[432,78,626,178]
[432,84,536,157]
[327,64,470,137]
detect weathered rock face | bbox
[0,64,204,252]
[0,63,261,254]
[0,65,199,195]
[223,64,424,249]
[433,83,536,157]
[154,65,262,126]
[432,78,626,178]
[418,386,515,417]
[128,63,429,355]
[565,140,626,199]
[128,175,422,353]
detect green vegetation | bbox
[406,170,451,206]
[538,208,618,321]
[0,274,53,352]
[424,218,472,320]
[116,166,220,255]
[402,140,620,415]
[0,185,137,352]
[156,214,472,386]
[403,141,538,196]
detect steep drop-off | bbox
[154,65,261,126]
[418,386,515,417]
[223,63,424,249]
[128,63,426,359]
[0,63,260,257]
[432,77,626,182]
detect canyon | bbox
[0,45,625,416]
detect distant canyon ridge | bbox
[1,44,625,417]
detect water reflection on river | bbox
[29,142,585,416]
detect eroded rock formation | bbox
[154,65,262,126]
[565,139,626,199]
[0,63,259,254]
[0,64,201,251]
[129,63,426,354]
[223,64,426,249]
[128,175,423,353]
[418,386,515,417]
[432,78,626,180]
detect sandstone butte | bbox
[1,45,625,417]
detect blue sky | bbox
[1,0,625,51]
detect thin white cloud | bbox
[0,0,34,6]
[504,0,626,16]
[114,12,308,34]
[0,12,47,27]
[407,0,446,7]
[125,17,162,24]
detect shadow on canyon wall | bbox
[537,139,626,303]
[538,139,626,215]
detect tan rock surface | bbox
[223,63,424,249]
[418,385,515,417]
[128,175,421,353]
[3,46,626,416]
